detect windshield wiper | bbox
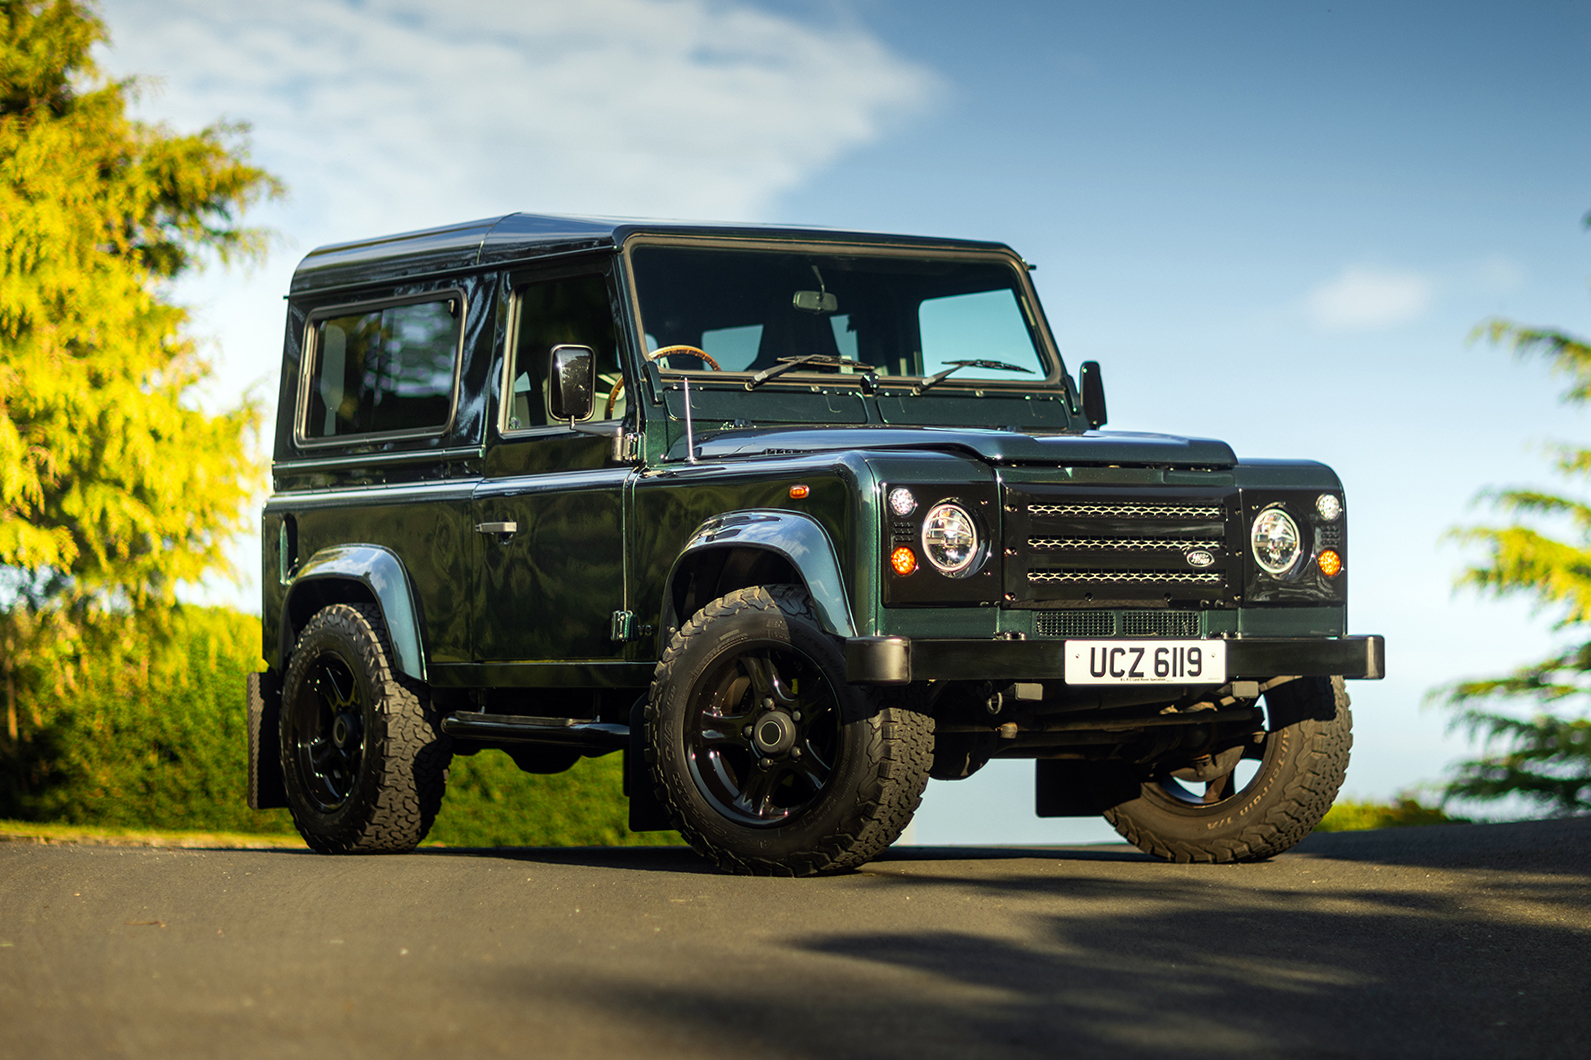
[746,354,877,390]
[917,359,1034,392]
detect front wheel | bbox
[646,585,933,876]
[1104,676,1352,863]
[279,603,451,854]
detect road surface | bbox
[2,818,1587,1059]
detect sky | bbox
[95,0,1591,844]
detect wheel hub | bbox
[752,710,798,755]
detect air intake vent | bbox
[1120,610,1201,637]
[1036,611,1116,638]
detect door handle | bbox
[475,521,518,535]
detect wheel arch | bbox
[660,510,857,642]
[280,544,428,682]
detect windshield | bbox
[628,245,1052,385]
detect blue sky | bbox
[98,0,1591,842]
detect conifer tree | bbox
[1446,307,1591,814]
[0,0,281,741]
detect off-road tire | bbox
[1104,676,1352,863]
[280,603,452,854]
[646,584,933,876]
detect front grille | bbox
[1036,610,1117,637]
[1004,485,1239,609]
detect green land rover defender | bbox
[246,214,1384,875]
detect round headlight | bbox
[921,502,981,577]
[1251,508,1302,575]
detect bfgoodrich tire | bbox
[1104,676,1352,863]
[279,603,452,854]
[646,585,933,877]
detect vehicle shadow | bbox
[471,820,1591,1060]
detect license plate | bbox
[1063,640,1226,685]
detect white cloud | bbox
[97,0,937,235]
[1305,267,1434,332]
[90,0,936,610]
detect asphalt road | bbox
[1,818,1587,1060]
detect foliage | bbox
[0,604,677,845]
[1314,795,1467,833]
[1441,311,1591,815]
[0,0,281,744]
[429,751,680,848]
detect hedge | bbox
[0,606,677,847]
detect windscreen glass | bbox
[629,247,1049,383]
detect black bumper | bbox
[843,635,1385,685]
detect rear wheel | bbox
[646,585,933,876]
[279,603,451,854]
[1104,676,1352,863]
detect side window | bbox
[303,295,462,440]
[506,274,622,430]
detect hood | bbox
[683,426,1237,468]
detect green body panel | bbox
[473,433,626,663]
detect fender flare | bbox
[280,544,428,682]
[662,510,856,639]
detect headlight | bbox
[921,502,980,576]
[1251,507,1301,575]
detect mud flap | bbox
[1035,759,1139,817]
[247,671,288,810]
[625,695,674,832]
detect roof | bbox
[289,212,1016,295]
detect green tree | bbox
[0,0,281,740]
[1445,312,1591,815]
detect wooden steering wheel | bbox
[605,345,723,418]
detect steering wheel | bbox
[605,345,723,418]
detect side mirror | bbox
[1079,361,1108,429]
[549,344,596,423]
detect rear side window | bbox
[301,293,463,441]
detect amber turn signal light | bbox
[890,547,918,575]
[788,484,810,500]
[1318,549,1342,577]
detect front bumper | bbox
[843,635,1385,685]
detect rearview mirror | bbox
[1079,360,1107,429]
[549,344,595,423]
[792,290,838,314]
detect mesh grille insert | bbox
[1028,503,1223,519]
[1029,537,1218,551]
[1028,570,1224,585]
[1120,611,1201,637]
[1036,611,1116,637]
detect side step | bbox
[440,712,630,752]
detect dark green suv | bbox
[246,214,1384,875]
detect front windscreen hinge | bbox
[612,427,642,463]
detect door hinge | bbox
[610,611,654,642]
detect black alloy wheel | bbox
[287,650,367,812]
[685,644,841,827]
[646,584,933,876]
[1103,676,1353,864]
[279,603,451,854]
